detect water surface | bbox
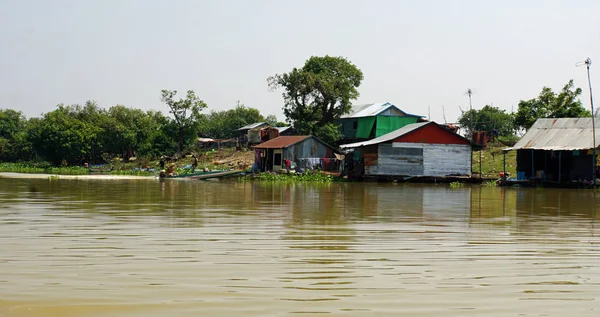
[0,178,598,316]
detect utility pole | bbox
[577,58,596,185]
[466,88,474,140]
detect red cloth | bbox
[285,159,291,167]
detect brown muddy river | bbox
[0,177,598,316]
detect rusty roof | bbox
[253,136,311,149]
[506,118,600,151]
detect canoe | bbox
[162,169,242,180]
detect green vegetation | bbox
[449,181,465,188]
[514,79,590,130]
[196,103,287,139]
[160,90,207,152]
[241,171,340,183]
[0,163,89,175]
[457,80,590,140]
[458,105,516,137]
[268,55,363,145]
[482,180,498,187]
[472,143,517,178]
[0,90,282,170]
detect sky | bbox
[1,0,599,123]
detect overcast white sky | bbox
[1,0,599,123]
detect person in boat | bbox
[191,155,198,172]
[167,163,177,177]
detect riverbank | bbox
[0,172,153,180]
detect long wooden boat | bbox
[161,169,243,180]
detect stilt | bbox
[558,152,562,183]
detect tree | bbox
[264,114,279,126]
[514,80,591,130]
[0,109,32,161]
[29,104,101,165]
[160,90,207,152]
[197,104,265,139]
[457,105,516,137]
[268,55,363,143]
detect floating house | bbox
[338,102,426,144]
[253,136,338,172]
[340,121,479,179]
[503,118,600,184]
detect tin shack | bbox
[253,136,338,172]
[503,118,600,184]
[340,121,479,179]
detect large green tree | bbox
[458,105,516,137]
[160,90,207,152]
[29,104,102,165]
[268,55,363,144]
[514,80,591,130]
[0,109,32,161]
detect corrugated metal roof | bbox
[275,126,291,133]
[340,102,415,119]
[237,122,268,131]
[340,122,431,148]
[506,118,600,151]
[253,136,311,149]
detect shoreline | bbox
[0,172,154,180]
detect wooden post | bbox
[531,149,535,180]
[503,151,506,182]
[479,150,482,179]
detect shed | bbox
[237,122,270,144]
[337,102,426,143]
[253,136,338,172]
[340,121,478,178]
[504,118,600,183]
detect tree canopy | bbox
[457,105,516,137]
[268,55,363,144]
[160,90,207,152]
[197,104,266,139]
[514,80,591,130]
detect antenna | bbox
[442,105,447,124]
[464,88,475,139]
[428,105,431,121]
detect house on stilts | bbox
[340,121,481,180]
[502,118,600,186]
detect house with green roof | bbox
[337,102,426,144]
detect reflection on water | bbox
[0,178,598,316]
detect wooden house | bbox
[253,136,338,172]
[340,121,479,179]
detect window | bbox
[352,121,358,129]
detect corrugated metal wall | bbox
[368,143,471,177]
[285,138,332,161]
[422,144,471,176]
[367,143,424,176]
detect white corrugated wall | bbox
[422,143,471,176]
[371,143,471,177]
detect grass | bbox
[472,142,517,178]
[0,163,90,175]
[449,181,465,188]
[482,180,498,187]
